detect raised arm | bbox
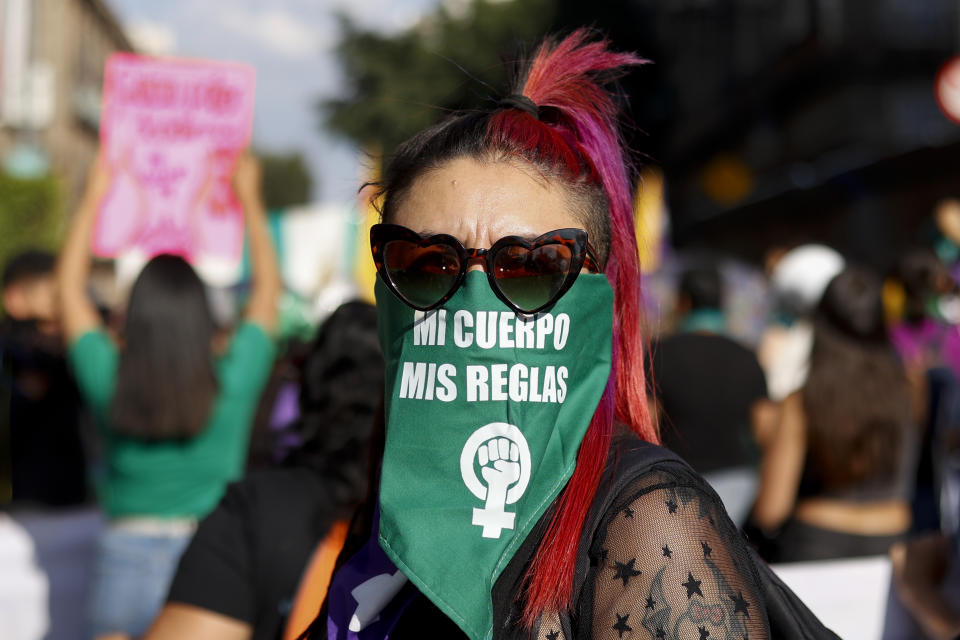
[57,155,111,342]
[750,390,807,531]
[146,604,251,640]
[232,153,281,332]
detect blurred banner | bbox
[773,556,891,640]
[95,53,255,285]
[635,166,667,274]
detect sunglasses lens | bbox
[383,240,462,309]
[492,244,574,312]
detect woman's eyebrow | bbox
[416,229,542,243]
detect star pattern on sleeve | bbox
[730,590,751,618]
[590,476,770,640]
[613,613,632,638]
[682,572,703,599]
[611,558,643,587]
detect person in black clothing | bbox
[1,250,88,507]
[2,250,99,640]
[146,301,383,640]
[650,264,770,525]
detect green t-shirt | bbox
[69,322,276,519]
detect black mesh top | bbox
[538,467,768,640]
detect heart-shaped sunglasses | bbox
[370,223,602,315]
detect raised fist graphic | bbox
[478,437,522,488]
[460,423,532,539]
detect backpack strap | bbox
[285,520,351,640]
[569,436,686,612]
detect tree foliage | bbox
[323,0,556,157]
[258,151,313,211]
[0,173,63,276]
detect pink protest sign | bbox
[95,53,256,270]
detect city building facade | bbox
[0,0,132,204]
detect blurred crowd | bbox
[5,174,960,638]
[4,108,960,640]
[1,155,384,640]
[644,199,960,639]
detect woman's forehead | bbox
[392,157,584,245]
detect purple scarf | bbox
[326,509,418,640]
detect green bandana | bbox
[376,270,613,640]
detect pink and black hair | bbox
[379,30,658,624]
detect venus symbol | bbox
[460,423,532,539]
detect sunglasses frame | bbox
[371,223,602,315]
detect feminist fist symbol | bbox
[460,423,532,539]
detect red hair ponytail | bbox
[489,30,657,625]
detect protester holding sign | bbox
[309,31,837,640]
[56,152,280,638]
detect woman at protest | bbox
[311,31,836,640]
[57,152,280,638]
[751,266,916,562]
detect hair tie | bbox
[498,94,540,120]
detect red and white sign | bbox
[936,56,960,126]
[95,53,256,283]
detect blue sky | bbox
[107,0,439,204]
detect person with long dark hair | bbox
[751,266,917,562]
[308,31,836,640]
[143,301,383,640]
[57,153,281,638]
